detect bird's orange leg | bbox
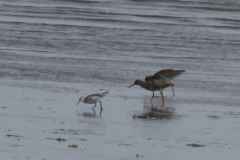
[150,91,154,104]
[160,91,164,106]
[172,86,175,96]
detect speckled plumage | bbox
[145,69,185,96]
[145,69,185,82]
[129,79,174,105]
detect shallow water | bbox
[0,0,240,159]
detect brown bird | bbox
[145,69,185,96]
[129,79,174,105]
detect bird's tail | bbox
[102,91,109,96]
[167,83,174,87]
[179,70,186,75]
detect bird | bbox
[76,91,109,110]
[129,79,174,105]
[145,69,185,96]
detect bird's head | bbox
[76,97,85,105]
[129,80,142,88]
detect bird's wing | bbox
[85,95,102,102]
[153,80,174,88]
[153,73,170,82]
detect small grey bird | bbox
[76,91,109,110]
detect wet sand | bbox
[1,0,240,159]
[1,84,240,160]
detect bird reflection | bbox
[143,95,174,110]
[131,96,181,120]
[76,109,102,118]
[133,102,175,120]
[137,110,174,120]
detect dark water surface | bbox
[0,0,240,159]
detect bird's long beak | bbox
[76,101,80,106]
[128,84,135,88]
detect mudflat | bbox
[0,0,240,159]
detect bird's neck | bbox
[139,81,148,89]
[139,80,155,91]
